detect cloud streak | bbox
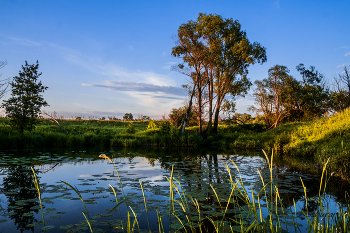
[82,80,187,98]
[139,93,184,100]
[6,36,41,46]
[337,63,350,68]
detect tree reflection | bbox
[3,165,40,233]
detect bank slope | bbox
[233,108,350,180]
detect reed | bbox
[31,167,46,232]
[31,152,350,232]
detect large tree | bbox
[252,65,297,128]
[252,64,330,128]
[172,13,266,135]
[197,13,266,134]
[2,61,48,135]
[172,20,207,135]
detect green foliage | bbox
[168,106,198,127]
[2,61,48,135]
[126,122,136,134]
[233,108,350,181]
[252,64,330,127]
[159,120,172,135]
[123,113,133,121]
[222,113,253,125]
[172,13,266,134]
[146,120,157,130]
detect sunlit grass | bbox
[233,109,350,181]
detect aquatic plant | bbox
[29,151,350,232]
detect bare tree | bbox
[331,65,350,112]
[0,60,9,100]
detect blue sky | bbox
[1,0,349,119]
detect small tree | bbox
[2,61,48,135]
[123,113,133,121]
[126,122,136,134]
[168,106,198,128]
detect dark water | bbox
[0,148,348,232]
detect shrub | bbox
[126,123,136,134]
[159,121,172,135]
[147,120,157,130]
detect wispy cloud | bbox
[337,63,350,67]
[335,46,350,50]
[6,36,40,46]
[82,81,187,97]
[7,38,177,87]
[163,61,177,70]
[139,93,184,100]
[95,65,176,86]
[345,52,350,57]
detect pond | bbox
[0,148,348,232]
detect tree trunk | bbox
[197,85,202,137]
[205,69,214,135]
[181,86,196,135]
[212,107,220,134]
[211,96,223,134]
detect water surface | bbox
[0,148,348,232]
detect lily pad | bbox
[23,212,34,217]
[26,222,41,227]
[42,225,55,230]
[60,224,72,230]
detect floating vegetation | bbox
[26,222,41,227]
[22,213,34,217]
[42,225,55,230]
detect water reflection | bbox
[0,148,348,232]
[2,165,40,232]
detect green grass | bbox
[232,109,350,181]
[3,109,350,182]
[0,119,204,149]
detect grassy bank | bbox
[0,119,196,149]
[232,108,350,181]
[1,109,349,181]
[0,118,263,150]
